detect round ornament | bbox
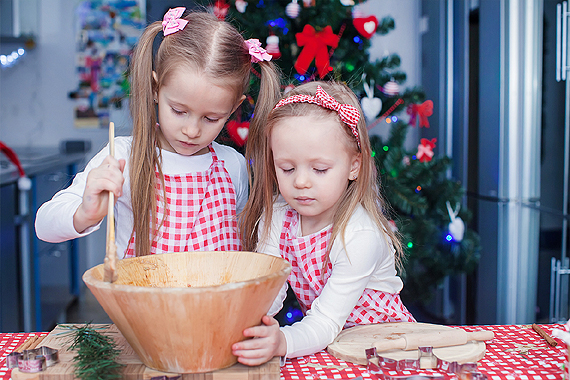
[352,8,365,19]
[266,35,281,59]
[382,80,400,96]
[235,0,247,13]
[285,0,300,18]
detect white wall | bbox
[0,0,133,272]
[0,0,420,271]
[360,0,420,149]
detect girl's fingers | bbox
[242,315,279,337]
[236,356,267,366]
[261,315,278,326]
[242,326,268,338]
[86,173,123,197]
[234,335,268,351]
[236,352,271,366]
[87,158,125,196]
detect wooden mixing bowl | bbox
[82,251,291,373]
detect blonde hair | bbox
[129,11,281,257]
[240,81,403,270]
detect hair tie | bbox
[162,7,188,36]
[273,86,361,149]
[244,39,272,63]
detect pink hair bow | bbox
[273,85,361,149]
[162,7,188,36]
[244,39,272,63]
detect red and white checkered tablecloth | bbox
[0,332,49,379]
[280,325,566,380]
[0,325,565,380]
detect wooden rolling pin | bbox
[373,329,494,352]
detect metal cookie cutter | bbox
[6,346,59,373]
[365,346,487,380]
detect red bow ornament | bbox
[226,120,250,147]
[417,138,437,163]
[294,25,339,78]
[407,100,434,128]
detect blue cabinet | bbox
[0,182,21,332]
[0,148,85,332]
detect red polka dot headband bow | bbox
[162,7,188,36]
[273,86,361,149]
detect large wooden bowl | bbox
[82,251,291,373]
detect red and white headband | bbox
[273,86,361,149]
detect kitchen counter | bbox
[0,146,86,185]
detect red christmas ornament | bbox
[213,0,229,20]
[294,25,339,78]
[417,138,437,163]
[407,100,434,128]
[353,15,378,39]
[226,120,250,147]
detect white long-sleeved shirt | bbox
[257,200,404,360]
[35,137,248,258]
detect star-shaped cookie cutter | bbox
[6,346,59,373]
[366,346,488,380]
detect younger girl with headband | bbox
[36,9,281,257]
[234,81,415,365]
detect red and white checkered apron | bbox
[279,208,415,328]
[124,145,241,257]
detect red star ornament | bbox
[417,138,437,163]
[226,120,249,147]
[353,15,378,39]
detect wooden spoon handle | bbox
[104,122,118,283]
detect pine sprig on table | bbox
[62,323,123,380]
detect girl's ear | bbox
[232,95,247,114]
[349,152,362,181]
[152,71,159,101]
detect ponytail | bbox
[239,60,282,251]
[129,21,163,257]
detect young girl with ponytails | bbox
[234,81,415,365]
[36,9,281,257]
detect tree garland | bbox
[62,324,123,380]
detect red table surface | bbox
[0,324,565,380]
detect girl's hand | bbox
[232,315,287,366]
[73,155,126,233]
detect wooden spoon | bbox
[104,121,118,282]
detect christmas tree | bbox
[207,0,481,319]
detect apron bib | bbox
[279,208,415,328]
[124,145,241,257]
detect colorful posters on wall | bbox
[70,0,144,128]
